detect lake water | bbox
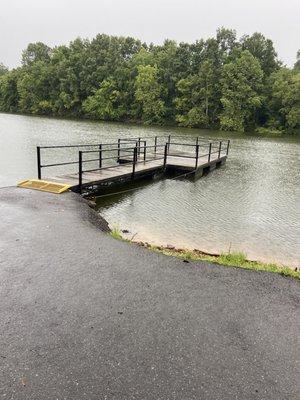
[0,112,299,267]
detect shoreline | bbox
[88,193,300,275]
[128,231,300,269]
[2,111,299,138]
[109,227,300,279]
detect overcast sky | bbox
[0,0,299,68]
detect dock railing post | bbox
[218,141,222,159]
[132,146,137,179]
[117,139,121,162]
[163,143,168,169]
[154,136,157,156]
[79,151,83,194]
[37,146,41,179]
[144,140,146,161]
[208,142,212,162]
[99,144,102,168]
[226,139,230,155]
[195,144,199,169]
[138,137,141,156]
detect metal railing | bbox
[36,141,136,179]
[168,139,230,168]
[78,143,168,193]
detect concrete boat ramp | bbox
[0,187,299,399]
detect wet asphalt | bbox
[0,187,299,400]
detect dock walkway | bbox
[36,135,230,193]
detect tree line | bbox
[0,29,299,134]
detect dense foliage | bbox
[0,29,299,134]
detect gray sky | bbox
[0,0,299,68]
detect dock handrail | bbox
[39,142,127,149]
[78,143,168,193]
[168,140,230,167]
[36,141,138,179]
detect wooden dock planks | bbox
[46,154,226,191]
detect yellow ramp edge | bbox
[18,179,71,194]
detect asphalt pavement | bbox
[0,187,299,400]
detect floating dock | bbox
[32,135,230,194]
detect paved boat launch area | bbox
[0,187,299,399]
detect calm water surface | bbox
[0,113,299,267]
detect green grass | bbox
[152,247,300,279]
[107,229,300,280]
[109,226,123,240]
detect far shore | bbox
[1,110,299,139]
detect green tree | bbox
[134,65,166,124]
[220,51,263,132]
[216,27,237,56]
[80,34,142,96]
[17,61,54,114]
[241,33,279,75]
[267,68,300,132]
[83,77,127,121]
[0,63,8,77]
[294,51,300,72]
[22,42,52,66]
[0,70,20,112]
[175,60,215,127]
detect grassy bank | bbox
[109,228,300,279]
